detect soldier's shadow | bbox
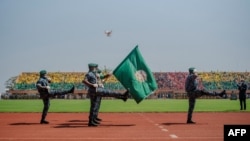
[161,122,207,126]
[10,122,40,126]
[54,120,88,128]
[161,122,188,126]
[99,124,136,127]
[54,120,135,128]
[68,120,88,122]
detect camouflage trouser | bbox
[187,89,216,99]
[95,87,125,98]
[40,88,73,121]
[41,97,50,121]
[88,88,125,122]
[94,96,102,119]
[187,90,216,121]
[88,93,98,121]
[40,89,72,99]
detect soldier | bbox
[36,70,75,124]
[237,79,247,110]
[93,69,106,123]
[83,63,129,127]
[185,67,226,124]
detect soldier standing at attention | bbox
[237,79,247,110]
[83,63,129,127]
[185,67,226,124]
[36,70,75,124]
[93,68,109,123]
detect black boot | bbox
[187,120,196,124]
[217,90,226,97]
[122,90,130,102]
[115,91,129,102]
[68,86,75,93]
[93,119,100,124]
[124,90,129,97]
[40,120,49,124]
[52,86,75,97]
[40,115,49,124]
[88,120,98,127]
[95,117,102,121]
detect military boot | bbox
[121,90,129,102]
[215,90,226,97]
[40,116,49,124]
[93,119,101,124]
[68,86,75,93]
[187,120,196,124]
[40,120,49,124]
[88,120,98,127]
[95,117,102,121]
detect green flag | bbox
[113,45,158,103]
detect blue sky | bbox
[0,0,250,92]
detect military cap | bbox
[88,63,98,67]
[188,67,197,74]
[39,70,47,76]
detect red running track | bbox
[0,113,250,141]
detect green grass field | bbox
[0,99,249,113]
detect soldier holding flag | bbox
[93,68,112,124]
[83,63,129,127]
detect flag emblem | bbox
[113,45,158,103]
[135,70,147,82]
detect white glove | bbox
[98,84,104,88]
[47,77,51,81]
[46,86,51,89]
[93,84,98,88]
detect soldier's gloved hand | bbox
[46,86,51,89]
[92,84,98,88]
[98,84,104,88]
[47,77,52,83]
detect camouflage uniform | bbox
[36,70,74,124]
[185,67,225,124]
[94,70,105,122]
[83,63,129,127]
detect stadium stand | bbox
[4,71,250,99]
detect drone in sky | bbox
[104,30,112,37]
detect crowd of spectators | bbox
[13,71,250,91]
[14,72,86,90]
[154,72,188,90]
[155,72,250,90]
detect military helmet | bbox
[39,70,47,76]
[188,67,197,74]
